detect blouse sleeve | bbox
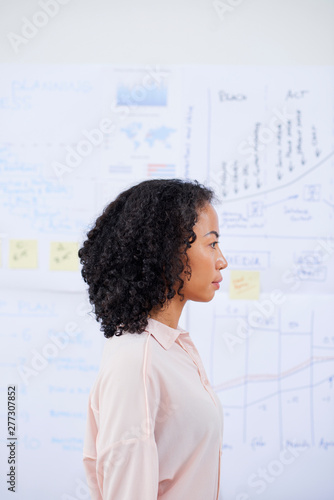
[83,339,159,500]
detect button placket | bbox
[183,338,211,386]
[177,337,217,406]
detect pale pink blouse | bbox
[83,317,224,499]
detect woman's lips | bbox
[212,282,220,290]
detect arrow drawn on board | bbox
[215,150,334,204]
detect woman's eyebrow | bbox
[203,231,219,238]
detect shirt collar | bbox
[144,317,189,350]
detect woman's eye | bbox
[210,241,219,249]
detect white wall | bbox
[1,0,333,65]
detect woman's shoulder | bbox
[90,329,168,399]
[88,333,149,397]
[100,331,149,369]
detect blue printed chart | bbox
[0,64,333,499]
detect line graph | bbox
[218,375,334,409]
[210,298,334,449]
[214,356,334,392]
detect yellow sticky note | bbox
[50,242,79,271]
[229,270,260,300]
[9,240,38,269]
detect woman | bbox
[78,178,228,499]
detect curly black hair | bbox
[78,178,216,337]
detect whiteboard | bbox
[1,64,334,500]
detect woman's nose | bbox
[216,247,228,270]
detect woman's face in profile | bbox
[181,203,228,303]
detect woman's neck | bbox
[148,296,187,330]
